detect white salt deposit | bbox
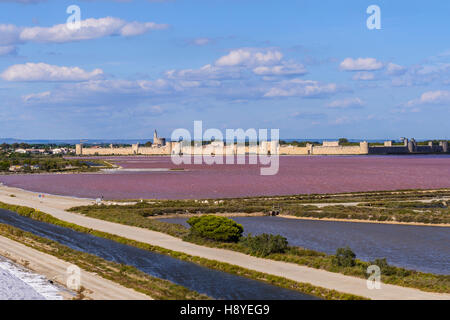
[0,256,63,300]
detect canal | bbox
[0,209,317,300]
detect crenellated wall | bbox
[75,139,450,156]
[76,144,172,156]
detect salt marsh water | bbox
[0,209,316,300]
[160,216,450,275]
[1,155,450,200]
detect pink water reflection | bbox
[1,155,450,200]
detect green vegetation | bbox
[186,216,288,257]
[0,223,209,300]
[70,203,190,238]
[0,201,364,300]
[178,229,450,293]
[332,247,356,267]
[240,233,288,257]
[0,152,111,173]
[69,188,450,225]
[288,203,450,224]
[187,215,243,242]
[65,191,450,293]
[279,140,320,147]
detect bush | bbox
[240,233,288,257]
[186,215,243,242]
[369,258,412,277]
[332,247,356,267]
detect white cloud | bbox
[18,78,182,108]
[22,91,51,103]
[405,90,450,107]
[340,57,384,71]
[386,63,407,76]
[414,63,450,76]
[327,97,365,109]
[165,64,240,81]
[264,79,338,98]
[69,79,173,94]
[119,21,168,37]
[166,48,307,84]
[1,63,104,82]
[0,17,168,46]
[390,63,450,87]
[215,48,283,67]
[252,63,307,76]
[19,17,168,43]
[352,72,375,81]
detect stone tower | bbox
[442,141,449,153]
[360,141,369,154]
[75,144,83,155]
[408,139,417,153]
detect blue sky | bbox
[0,0,450,140]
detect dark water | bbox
[0,209,316,300]
[160,216,450,275]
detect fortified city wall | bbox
[75,137,450,156]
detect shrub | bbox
[240,233,289,257]
[332,247,356,267]
[186,215,243,242]
[369,258,412,277]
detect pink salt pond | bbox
[1,155,450,200]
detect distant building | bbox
[75,130,450,156]
[51,148,68,155]
[152,130,166,147]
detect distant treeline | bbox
[0,143,74,149]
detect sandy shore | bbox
[0,236,151,300]
[0,184,94,210]
[0,184,448,300]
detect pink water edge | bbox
[1,155,450,200]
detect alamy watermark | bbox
[170,121,280,176]
[366,265,381,290]
[66,264,81,291]
[367,5,381,30]
[66,5,81,30]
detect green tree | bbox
[0,161,10,171]
[240,233,288,257]
[187,215,244,242]
[332,247,356,267]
